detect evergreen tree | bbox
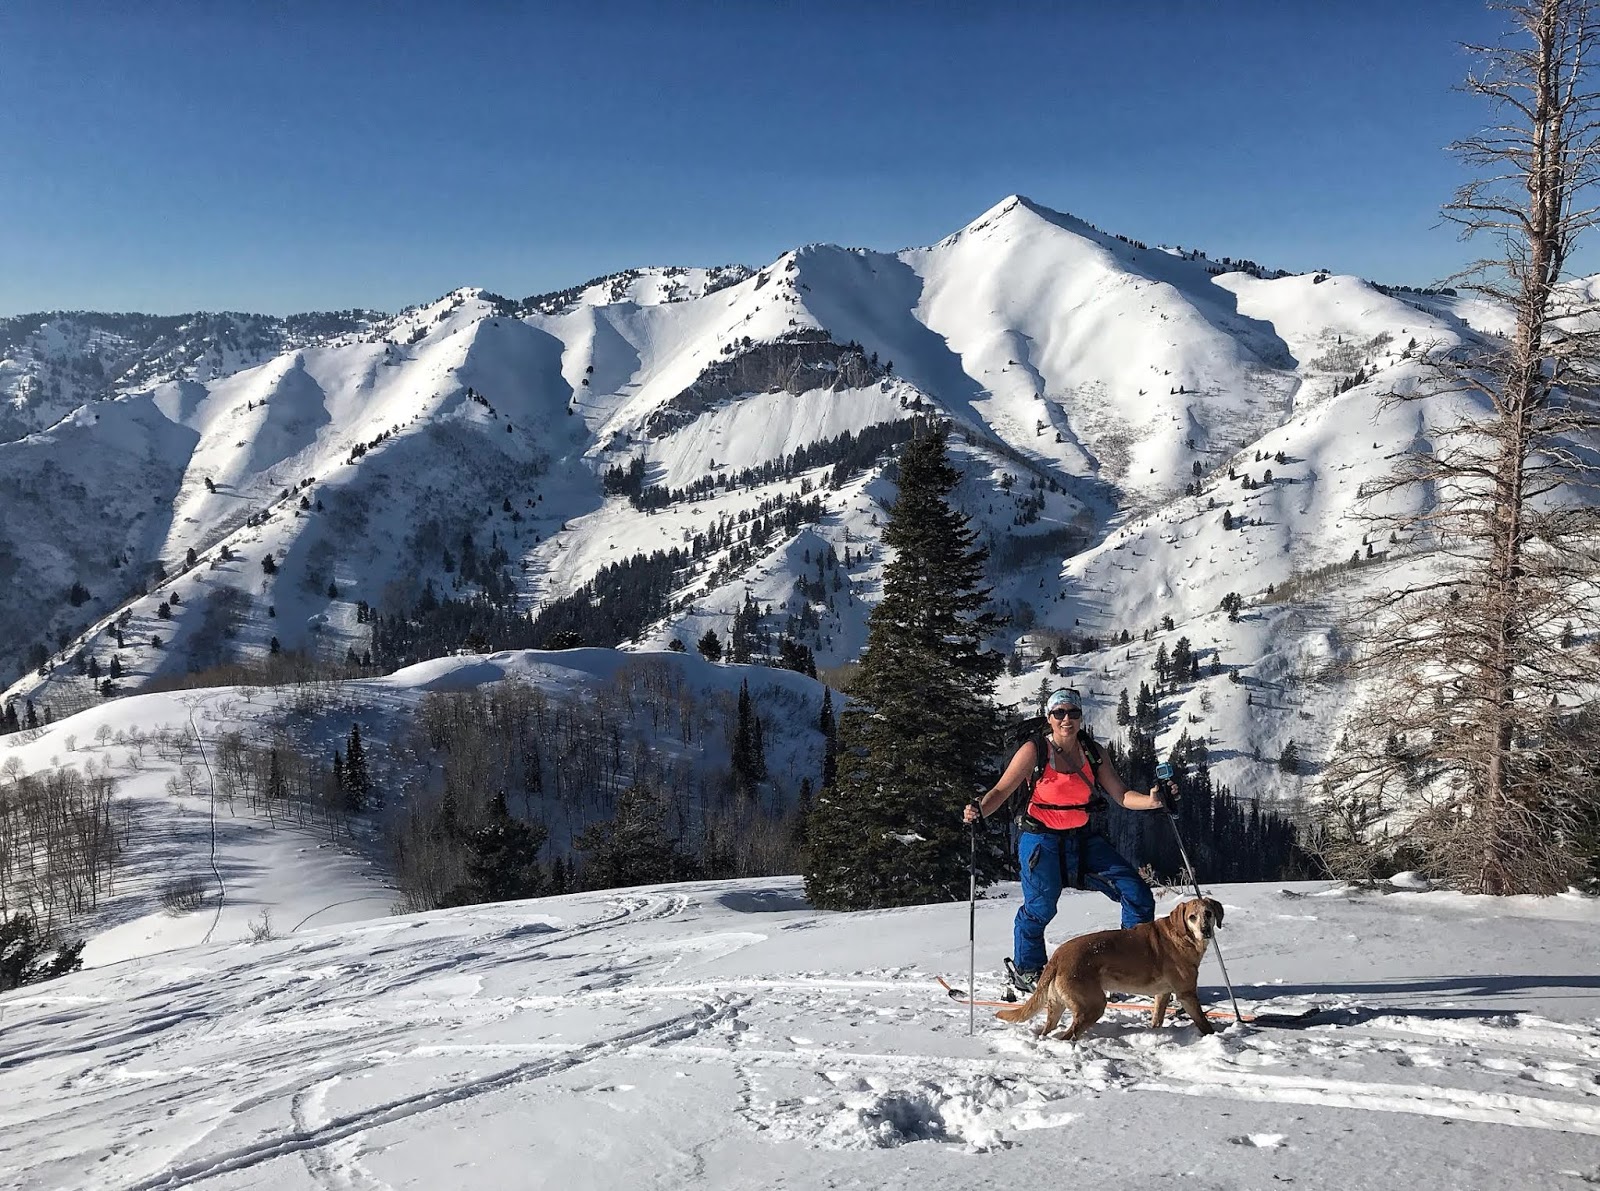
[805,426,1003,909]
[548,856,573,894]
[1279,739,1301,776]
[1172,637,1193,681]
[343,723,372,813]
[819,688,838,792]
[459,790,547,903]
[1116,687,1131,726]
[732,679,761,800]
[575,784,694,889]
[267,749,286,804]
[1135,681,1159,730]
[697,629,723,662]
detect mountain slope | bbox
[4,641,1593,1190]
[0,194,1539,806]
[2,870,1595,1188]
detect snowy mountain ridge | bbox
[0,194,1522,803]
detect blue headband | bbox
[1045,688,1082,713]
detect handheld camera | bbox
[1154,761,1178,813]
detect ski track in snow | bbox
[3,881,1598,1187]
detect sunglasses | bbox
[1048,707,1083,721]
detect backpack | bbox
[1003,716,1106,829]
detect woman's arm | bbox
[1096,754,1164,811]
[966,743,1036,821]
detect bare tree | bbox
[1327,0,1600,892]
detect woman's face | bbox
[1047,706,1081,741]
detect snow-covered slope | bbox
[3,872,1596,1189]
[2,601,1595,1191]
[0,194,1536,804]
[0,647,830,966]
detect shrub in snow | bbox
[160,875,207,915]
[0,913,84,991]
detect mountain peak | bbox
[943,194,1100,248]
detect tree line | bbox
[384,664,818,911]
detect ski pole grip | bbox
[1154,763,1178,814]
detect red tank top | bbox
[1028,752,1095,830]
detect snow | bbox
[1,640,1597,1188]
[3,874,1597,1189]
[4,189,1596,816]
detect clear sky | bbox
[0,1,1528,316]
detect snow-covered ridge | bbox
[0,194,1558,806]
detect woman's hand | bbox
[963,801,983,825]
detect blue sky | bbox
[0,2,1522,315]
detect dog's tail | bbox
[994,981,1048,1024]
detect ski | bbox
[936,976,1325,1026]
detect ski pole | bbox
[967,804,978,1037]
[1155,763,1244,1025]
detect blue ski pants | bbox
[1013,830,1154,973]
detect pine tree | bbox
[697,629,723,662]
[805,426,1003,910]
[1136,681,1159,730]
[459,790,547,903]
[1279,739,1301,776]
[575,784,693,889]
[343,724,372,813]
[267,749,286,804]
[819,688,838,792]
[732,679,760,800]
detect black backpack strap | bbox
[1077,728,1103,770]
[1078,729,1107,816]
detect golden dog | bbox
[995,897,1224,1040]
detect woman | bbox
[963,687,1165,993]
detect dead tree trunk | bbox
[1327,0,1600,894]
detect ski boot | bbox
[1002,957,1040,1003]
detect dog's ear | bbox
[1207,898,1224,929]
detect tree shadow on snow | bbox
[717,888,811,913]
[1209,972,1600,1022]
